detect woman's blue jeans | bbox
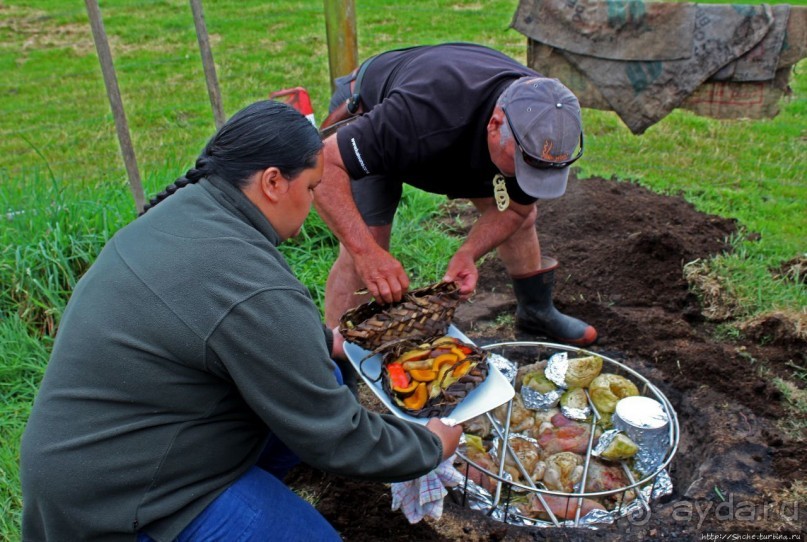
[138,365,344,541]
[138,466,340,542]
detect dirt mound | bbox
[287,175,806,541]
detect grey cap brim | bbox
[514,151,570,200]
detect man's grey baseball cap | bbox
[501,76,584,200]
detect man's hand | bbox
[442,249,478,298]
[354,244,410,304]
[314,137,410,306]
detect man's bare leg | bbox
[325,224,393,328]
[469,198,596,345]
[469,198,541,275]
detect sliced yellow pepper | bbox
[452,360,472,378]
[402,359,434,371]
[450,346,467,361]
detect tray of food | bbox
[344,325,515,425]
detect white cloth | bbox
[390,456,465,523]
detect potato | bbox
[565,355,603,388]
[589,373,639,414]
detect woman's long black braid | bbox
[140,100,322,215]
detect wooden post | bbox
[84,0,146,214]
[189,0,226,129]
[323,0,358,93]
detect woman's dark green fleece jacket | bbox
[20,176,442,542]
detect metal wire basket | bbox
[451,341,679,528]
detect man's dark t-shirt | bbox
[336,43,539,205]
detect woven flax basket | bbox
[338,282,461,352]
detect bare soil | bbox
[287,175,806,541]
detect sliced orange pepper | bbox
[408,368,438,382]
[403,382,428,410]
[431,353,459,372]
[392,379,419,395]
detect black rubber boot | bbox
[512,257,597,346]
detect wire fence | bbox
[0,1,508,186]
[1,0,804,193]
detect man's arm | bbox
[443,199,537,296]
[314,136,409,304]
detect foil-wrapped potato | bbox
[523,370,557,393]
[560,388,588,411]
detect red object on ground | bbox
[269,87,316,126]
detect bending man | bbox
[317,42,596,346]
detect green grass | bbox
[0,314,51,537]
[1,0,805,538]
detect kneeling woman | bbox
[21,100,461,541]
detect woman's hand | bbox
[331,326,347,361]
[425,418,463,461]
